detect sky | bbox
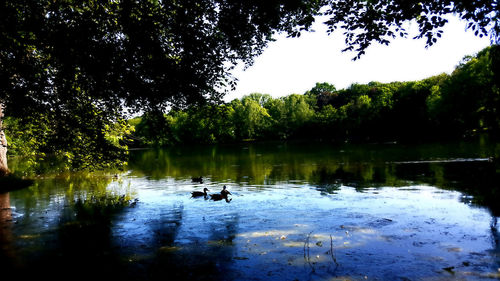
[225,15,491,102]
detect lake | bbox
[1,140,500,280]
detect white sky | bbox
[225,15,491,102]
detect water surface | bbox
[1,141,500,280]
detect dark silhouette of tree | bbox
[323,0,499,59]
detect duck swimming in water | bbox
[191,188,209,198]
[221,185,231,196]
[209,192,231,202]
[210,186,232,201]
[191,176,203,183]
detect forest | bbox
[129,45,500,146]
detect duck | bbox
[191,188,209,198]
[221,185,231,196]
[191,176,203,183]
[209,192,229,201]
[210,186,232,201]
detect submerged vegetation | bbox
[131,45,500,146]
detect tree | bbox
[305,82,337,109]
[263,97,287,139]
[263,94,315,139]
[245,93,273,107]
[427,46,498,136]
[306,82,337,97]
[283,94,315,132]
[232,97,271,140]
[323,0,499,59]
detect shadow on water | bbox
[0,176,34,193]
[1,175,240,280]
[0,173,139,280]
[146,214,240,281]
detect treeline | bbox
[4,45,499,173]
[131,45,500,146]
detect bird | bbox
[191,188,209,198]
[209,192,229,201]
[221,185,231,196]
[210,186,232,201]
[191,176,203,183]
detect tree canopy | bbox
[323,0,499,59]
[0,0,322,114]
[2,0,498,113]
[0,0,322,171]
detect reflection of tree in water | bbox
[149,203,184,247]
[127,141,499,186]
[32,192,135,280]
[149,213,239,281]
[309,160,500,268]
[0,192,16,268]
[310,167,343,194]
[3,175,137,280]
[436,160,500,268]
[204,214,239,279]
[310,164,398,193]
[488,216,500,273]
[308,160,500,216]
[397,160,500,265]
[394,161,500,216]
[54,197,125,278]
[492,217,499,255]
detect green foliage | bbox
[129,45,499,145]
[232,97,271,140]
[5,109,132,175]
[133,112,172,146]
[0,0,322,172]
[4,115,49,169]
[280,94,316,139]
[426,46,499,136]
[1,0,497,172]
[306,82,337,97]
[127,117,142,128]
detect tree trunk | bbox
[0,103,9,176]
